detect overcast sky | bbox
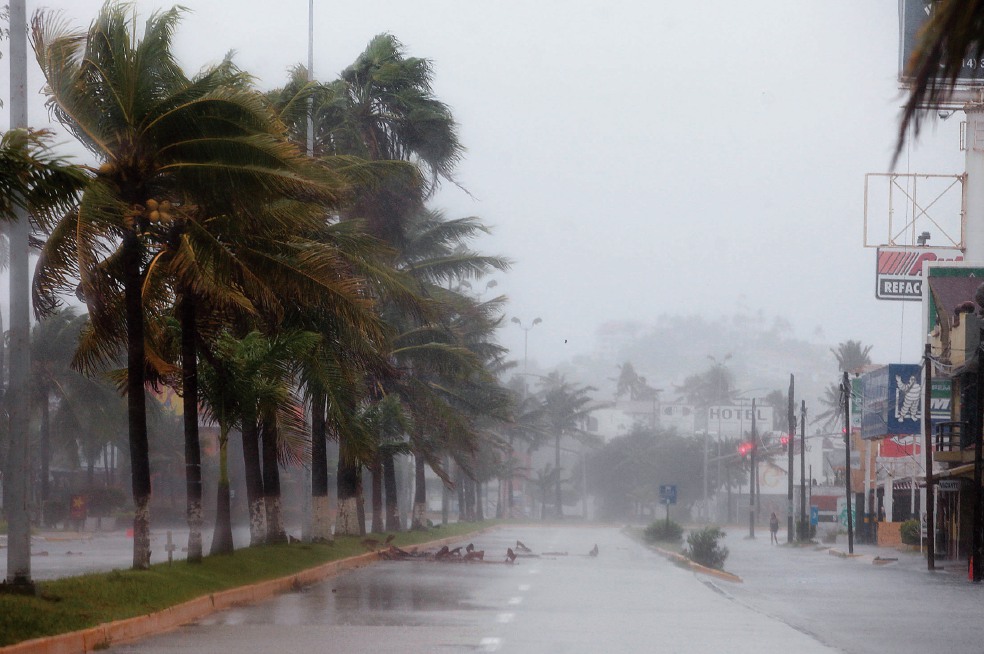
[2,0,966,370]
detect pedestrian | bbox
[769,511,779,545]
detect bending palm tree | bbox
[32,5,341,568]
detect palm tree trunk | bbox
[383,450,400,531]
[507,435,514,517]
[241,412,266,545]
[369,454,383,533]
[179,294,203,563]
[261,413,286,543]
[124,230,152,570]
[209,431,234,555]
[335,441,362,536]
[356,476,366,536]
[40,391,50,508]
[310,392,332,542]
[554,434,562,520]
[441,454,450,525]
[476,481,484,522]
[412,454,427,529]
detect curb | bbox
[1,530,490,654]
[650,545,743,584]
[827,548,870,562]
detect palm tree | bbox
[30,307,87,512]
[0,127,84,220]
[813,382,844,432]
[326,34,462,241]
[538,373,596,520]
[31,5,341,568]
[831,340,872,373]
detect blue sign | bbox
[659,484,677,505]
[862,364,925,440]
[887,364,923,435]
[810,506,819,527]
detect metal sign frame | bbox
[864,173,965,250]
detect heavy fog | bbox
[2,0,957,382]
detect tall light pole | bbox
[507,317,540,518]
[5,0,33,592]
[511,316,542,370]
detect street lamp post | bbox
[507,317,541,518]
[511,316,542,371]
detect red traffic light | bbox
[780,434,790,448]
[737,441,754,458]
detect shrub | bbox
[644,519,683,544]
[900,519,921,545]
[684,526,729,569]
[796,519,816,541]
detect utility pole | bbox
[749,399,756,538]
[923,343,935,571]
[843,371,854,555]
[974,316,984,582]
[800,400,807,540]
[4,0,33,593]
[787,374,795,543]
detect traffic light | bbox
[737,441,754,458]
[780,434,791,451]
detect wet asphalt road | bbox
[106,525,836,654]
[14,523,984,652]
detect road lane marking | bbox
[518,584,531,592]
[479,636,502,651]
[507,596,523,605]
[496,612,515,623]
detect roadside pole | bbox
[800,400,807,540]
[749,399,756,538]
[4,0,33,593]
[843,371,854,555]
[974,317,984,582]
[787,374,795,543]
[924,343,935,570]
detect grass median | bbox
[0,521,496,647]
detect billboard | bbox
[707,404,773,438]
[861,364,922,439]
[899,0,984,85]
[876,246,963,301]
[860,363,950,441]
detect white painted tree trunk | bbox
[412,502,428,529]
[335,497,362,536]
[187,499,203,561]
[248,498,267,546]
[265,497,286,542]
[133,497,151,569]
[312,496,333,542]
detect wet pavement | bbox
[718,526,984,654]
[9,523,984,652]
[105,525,836,654]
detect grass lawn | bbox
[0,521,496,647]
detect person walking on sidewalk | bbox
[769,512,780,545]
